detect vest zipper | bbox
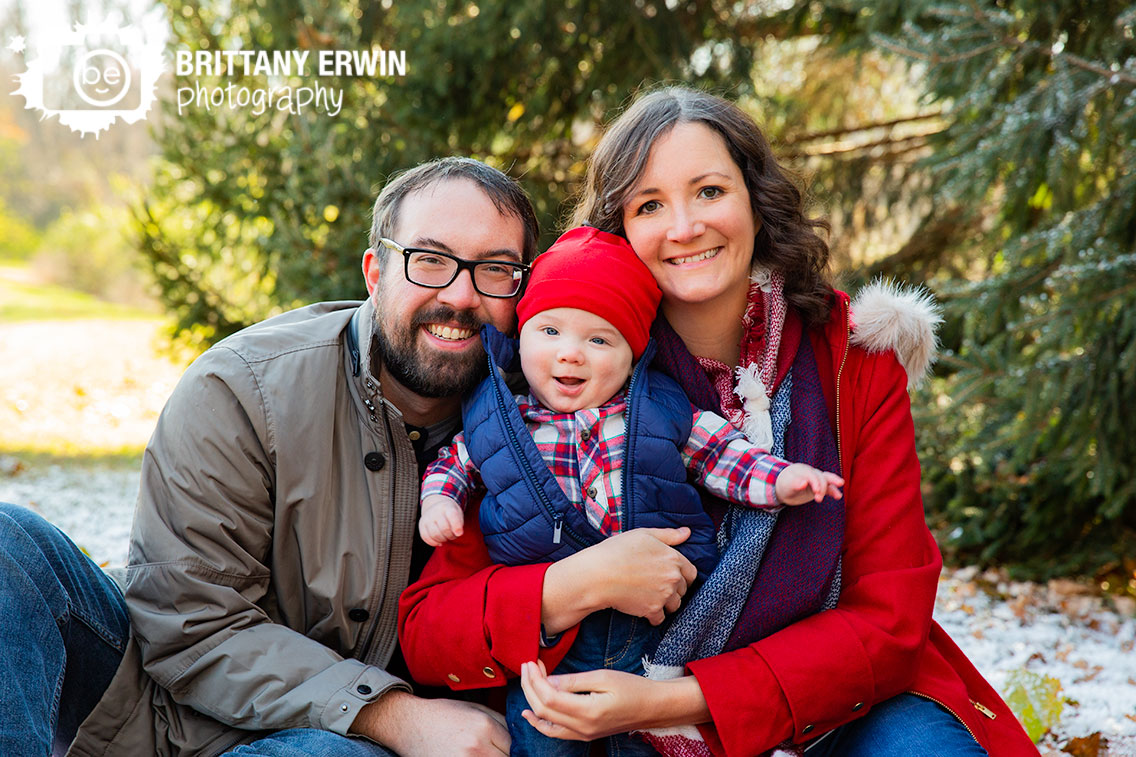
[619,356,647,534]
[490,354,590,550]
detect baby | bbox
[419,226,842,755]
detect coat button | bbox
[364,452,386,471]
[802,724,814,735]
[482,666,497,679]
[357,684,372,695]
[348,608,369,622]
[852,702,864,712]
[448,673,461,683]
[408,430,421,441]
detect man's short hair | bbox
[369,157,539,264]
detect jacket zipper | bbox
[835,300,850,474]
[906,690,993,743]
[358,409,399,666]
[619,355,647,534]
[490,354,591,550]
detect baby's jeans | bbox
[506,608,662,756]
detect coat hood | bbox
[848,278,942,389]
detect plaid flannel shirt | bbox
[421,391,789,537]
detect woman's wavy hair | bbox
[572,86,834,326]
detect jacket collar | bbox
[348,298,383,398]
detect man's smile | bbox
[424,323,477,342]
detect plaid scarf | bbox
[642,277,844,757]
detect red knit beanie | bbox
[516,226,661,359]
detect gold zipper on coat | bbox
[906,690,993,744]
[835,304,850,473]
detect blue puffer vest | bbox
[463,326,719,576]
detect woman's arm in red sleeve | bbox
[398,497,578,690]
[687,350,942,756]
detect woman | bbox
[398,87,1038,756]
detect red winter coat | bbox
[398,290,1039,757]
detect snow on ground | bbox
[2,463,1133,754]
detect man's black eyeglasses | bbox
[378,238,528,298]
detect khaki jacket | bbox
[69,299,420,756]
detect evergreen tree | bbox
[139,0,753,349]
[796,0,1136,575]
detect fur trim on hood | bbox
[849,278,942,389]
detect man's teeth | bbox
[670,247,721,265]
[426,324,475,341]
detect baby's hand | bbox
[774,463,844,506]
[419,494,465,546]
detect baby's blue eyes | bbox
[538,327,608,346]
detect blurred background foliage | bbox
[2,0,1133,584]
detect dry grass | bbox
[0,318,187,461]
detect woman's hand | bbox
[518,660,710,741]
[540,527,698,634]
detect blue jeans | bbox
[0,503,130,757]
[223,728,396,756]
[507,609,661,756]
[807,693,989,756]
[0,504,401,757]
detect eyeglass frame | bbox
[377,237,530,299]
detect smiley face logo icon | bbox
[73,48,132,107]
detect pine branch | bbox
[782,112,944,145]
[874,4,1136,86]
[781,131,939,159]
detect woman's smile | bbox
[666,246,722,266]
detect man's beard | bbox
[372,302,489,399]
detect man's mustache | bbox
[411,307,486,333]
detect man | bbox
[0,157,538,756]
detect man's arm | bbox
[126,348,404,735]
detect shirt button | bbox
[348,608,369,622]
[448,673,461,683]
[852,702,864,712]
[340,703,350,712]
[580,429,590,441]
[364,452,386,471]
[408,430,421,441]
[802,724,814,735]
[587,486,597,499]
[482,666,497,679]
[357,684,372,695]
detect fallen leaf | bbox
[1061,732,1104,757]
[1049,578,1092,597]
